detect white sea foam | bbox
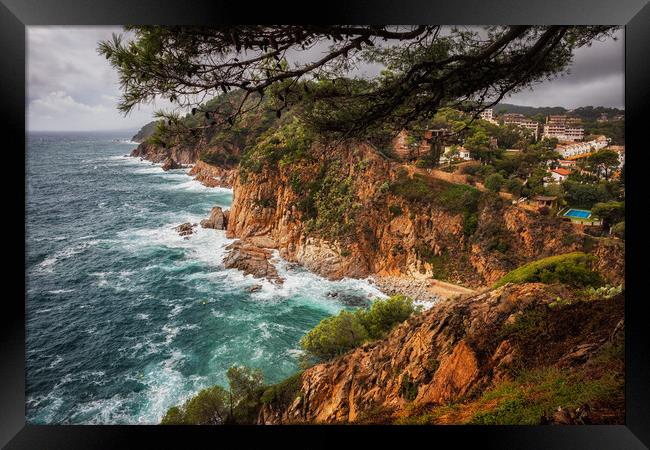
[36,240,99,273]
[48,289,75,295]
[48,355,64,369]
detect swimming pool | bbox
[564,208,592,219]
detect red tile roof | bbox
[552,168,571,176]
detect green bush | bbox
[161,385,230,425]
[240,117,314,176]
[358,295,416,340]
[493,252,602,288]
[388,204,403,217]
[485,173,505,192]
[260,372,303,409]
[300,310,369,360]
[611,221,624,239]
[389,173,437,203]
[300,296,418,360]
[161,365,264,425]
[438,183,481,214]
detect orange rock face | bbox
[258,282,624,424]
[226,142,593,287]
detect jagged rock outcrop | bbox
[257,283,624,424]
[130,137,238,188]
[188,161,237,188]
[131,142,200,165]
[162,157,181,171]
[592,238,625,285]
[222,240,284,284]
[174,222,197,237]
[201,207,229,230]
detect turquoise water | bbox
[564,208,591,219]
[26,132,384,424]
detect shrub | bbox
[485,173,505,192]
[611,221,624,239]
[300,296,418,360]
[399,375,419,401]
[240,117,314,175]
[389,173,437,203]
[161,365,264,425]
[506,177,524,196]
[438,183,481,214]
[463,212,479,238]
[493,252,602,288]
[161,385,230,425]
[357,295,416,340]
[388,204,403,217]
[300,310,369,360]
[260,372,303,409]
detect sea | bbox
[25,131,386,424]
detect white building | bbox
[550,168,571,182]
[479,108,498,125]
[440,145,472,163]
[556,136,610,159]
[542,115,584,141]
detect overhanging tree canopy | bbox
[99,25,618,139]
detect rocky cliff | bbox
[130,136,239,188]
[258,282,624,424]
[226,140,605,288]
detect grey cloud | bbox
[27,26,624,131]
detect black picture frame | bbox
[2,1,649,448]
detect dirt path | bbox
[373,275,478,302]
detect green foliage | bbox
[389,173,438,203]
[260,372,303,410]
[462,212,479,238]
[586,149,620,180]
[399,375,419,401]
[161,365,264,425]
[240,117,315,175]
[493,252,602,288]
[388,204,403,217]
[506,177,524,196]
[358,295,416,340]
[306,171,359,239]
[468,365,622,425]
[592,201,624,230]
[562,180,615,209]
[161,385,230,425]
[416,246,451,279]
[300,296,418,360]
[300,310,368,360]
[438,183,482,214]
[199,150,239,167]
[485,173,505,192]
[611,221,624,239]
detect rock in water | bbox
[162,157,180,171]
[223,240,284,284]
[200,207,229,230]
[174,222,197,237]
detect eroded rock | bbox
[162,157,180,171]
[223,240,284,284]
[201,207,229,230]
[174,222,197,237]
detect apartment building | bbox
[542,115,584,141]
[502,113,540,140]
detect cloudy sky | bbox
[27,26,624,132]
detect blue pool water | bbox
[26,131,386,424]
[564,209,592,219]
